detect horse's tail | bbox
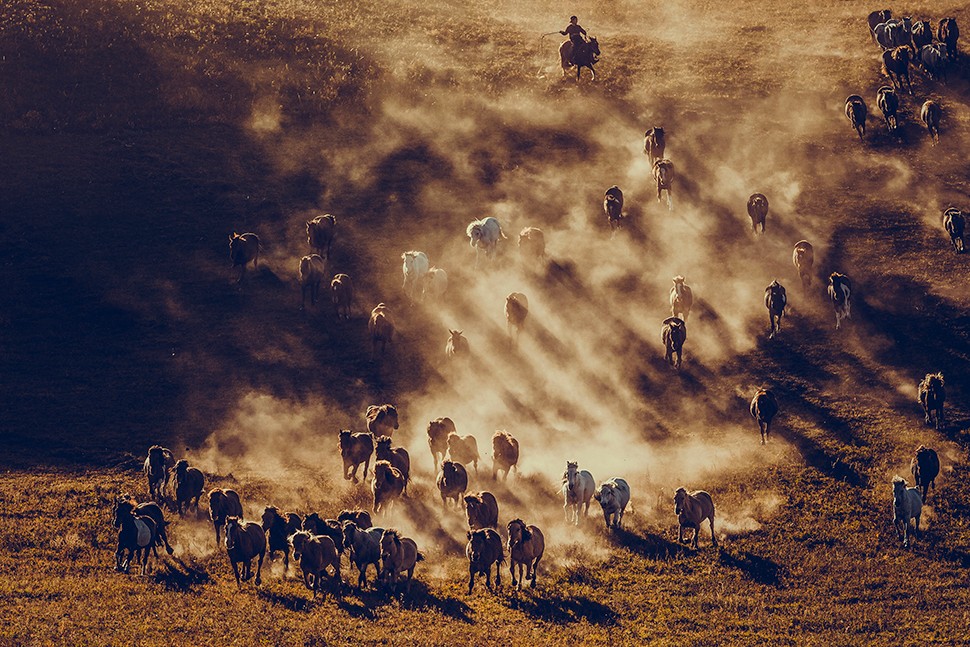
[416,552,425,562]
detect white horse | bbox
[669,276,693,321]
[561,461,595,525]
[401,251,430,303]
[423,267,448,300]
[593,478,631,529]
[466,217,506,264]
[892,476,922,548]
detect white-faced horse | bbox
[561,461,595,525]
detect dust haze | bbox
[179,0,966,564]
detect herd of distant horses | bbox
[117,10,963,596]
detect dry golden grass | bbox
[3,0,970,644]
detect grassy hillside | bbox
[2,0,970,644]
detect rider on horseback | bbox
[560,16,588,65]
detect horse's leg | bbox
[530,554,541,587]
[255,551,264,586]
[709,516,718,547]
[495,562,501,589]
[283,546,289,573]
[510,560,517,589]
[678,524,684,543]
[468,566,475,595]
[230,558,242,588]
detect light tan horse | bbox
[674,488,717,549]
[507,519,544,590]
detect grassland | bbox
[2,0,970,644]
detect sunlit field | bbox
[2,0,970,644]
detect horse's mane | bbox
[466,221,483,237]
[383,528,403,545]
[892,475,906,485]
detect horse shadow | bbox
[258,588,317,613]
[397,580,474,623]
[153,557,211,593]
[774,424,868,488]
[504,590,618,626]
[338,582,474,623]
[608,527,690,561]
[718,549,784,587]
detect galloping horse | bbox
[559,37,600,80]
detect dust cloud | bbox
[177,0,964,565]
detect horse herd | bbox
[846,12,959,142]
[120,408,733,597]
[163,9,964,602]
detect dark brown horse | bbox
[918,373,945,429]
[764,280,787,339]
[225,516,266,588]
[661,317,686,368]
[750,389,778,444]
[911,446,941,501]
[845,95,867,140]
[559,36,600,80]
[114,498,158,575]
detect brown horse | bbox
[380,529,423,595]
[339,430,374,482]
[427,417,457,472]
[764,281,787,339]
[466,528,504,594]
[507,519,544,590]
[290,531,340,598]
[114,498,158,575]
[918,373,945,429]
[437,460,469,508]
[750,389,778,444]
[559,36,600,80]
[675,488,717,549]
[208,488,243,543]
[747,194,769,233]
[225,516,266,588]
[306,214,336,258]
[228,232,260,282]
[661,317,686,368]
[845,95,867,140]
[792,240,814,290]
[911,446,941,502]
[491,431,519,481]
